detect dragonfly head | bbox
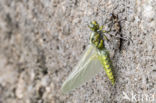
[88,21,99,32]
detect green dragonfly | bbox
[61,21,115,93]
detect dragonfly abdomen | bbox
[97,49,115,85]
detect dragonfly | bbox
[61,21,115,93]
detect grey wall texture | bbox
[0,0,155,103]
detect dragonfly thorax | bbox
[88,21,106,50]
[90,32,105,50]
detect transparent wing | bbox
[61,45,103,93]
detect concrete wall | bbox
[0,0,155,102]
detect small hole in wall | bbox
[82,45,86,50]
[43,38,46,42]
[56,45,59,50]
[48,56,52,60]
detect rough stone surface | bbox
[0,0,155,103]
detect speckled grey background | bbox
[0,0,155,103]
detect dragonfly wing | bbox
[61,45,103,93]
